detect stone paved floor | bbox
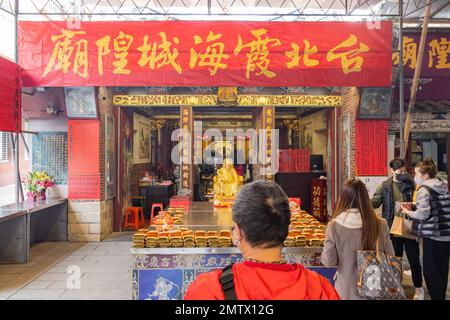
[1,236,448,300]
[0,240,132,300]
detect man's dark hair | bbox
[232,180,291,248]
[389,158,408,171]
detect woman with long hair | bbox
[321,179,394,300]
[402,158,450,300]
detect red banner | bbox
[355,120,388,176]
[68,120,100,199]
[0,56,21,132]
[19,21,392,87]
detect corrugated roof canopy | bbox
[0,0,448,25]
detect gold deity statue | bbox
[213,158,244,207]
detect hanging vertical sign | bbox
[180,106,193,194]
[68,120,100,199]
[355,120,388,176]
[311,178,327,222]
[0,56,21,132]
[261,106,275,180]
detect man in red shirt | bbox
[184,180,340,300]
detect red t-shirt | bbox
[184,261,340,300]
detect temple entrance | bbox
[113,87,341,230]
[191,107,255,205]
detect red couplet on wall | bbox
[355,120,388,176]
[0,56,21,132]
[68,120,100,199]
[18,20,392,87]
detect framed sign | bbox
[133,113,151,164]
[64,87,98,119]
[358,87,393,120]
[32,132,68,184]
[300,122,312,151]
[105,114,116,199]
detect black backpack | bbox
[219,264,237,300]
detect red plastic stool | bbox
[150,203,164,220]
[123,207,144,230]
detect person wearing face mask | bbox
[371,158,424,300]
[184,180,340,300]
[401,158,450,300]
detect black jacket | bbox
[411,184,450,238]
[371,177,415,228]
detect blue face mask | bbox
[414,176,424,186]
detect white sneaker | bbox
[403,269,412,277]
[413,287,425,300]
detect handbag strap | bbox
[220,263,237,300]
[375,238,381,262]
[357,255,373,288]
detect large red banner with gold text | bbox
[19,21,392,87]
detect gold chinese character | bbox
[313,197,320,208]
[96,36,111,76]
[190,31,230,76]
[428,37,450,69]
[326,34,369,74]
[137,33,182,74]
[73,38,88,78]
[113,31,133,75]
[234,29,281,79]
[313,186,321,197]
[392,36,417,69]
[286,40,319,68]
[43,29,87,78]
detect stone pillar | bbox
[68,87,115,241]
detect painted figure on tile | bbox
[148,276,180,300]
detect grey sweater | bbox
[321,211,394,300]
[407,177,450,242]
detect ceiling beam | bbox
[430,0,450,17]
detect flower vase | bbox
[40,190,46,200]
[28,193,37,202]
